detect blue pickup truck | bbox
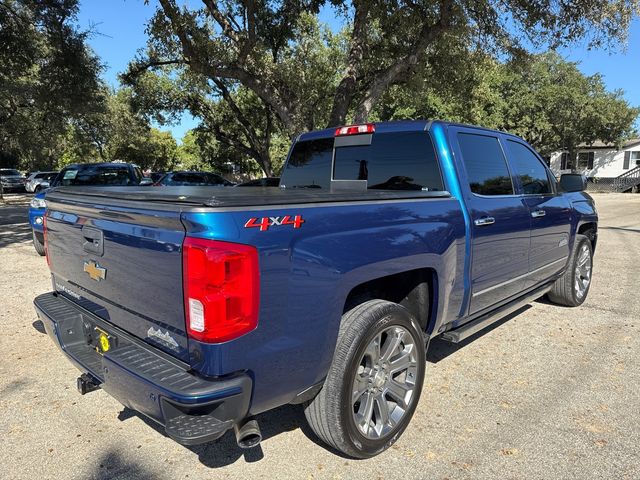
[34,120,597,458]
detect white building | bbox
[549,138,640,178]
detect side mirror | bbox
[139,177,154,186]
[559,173,587,192]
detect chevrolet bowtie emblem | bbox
[84,260,106,281]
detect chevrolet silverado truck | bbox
[34,120,597,458]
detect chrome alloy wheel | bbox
[574,243,592,300]
[351,325,419,439]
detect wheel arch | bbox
[577,222,598,252]
[342,267,439,335]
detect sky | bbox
[77,1,640,141]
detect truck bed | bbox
[47,185,450,209]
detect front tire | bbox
[547,234,593,306]
[32,229,45,256]
[304,300,426,458]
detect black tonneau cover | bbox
[46,186,450,209]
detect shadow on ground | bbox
[115,401,343,469]
[0,195,32,248]
[427,305,531,363]
[88,449,157,480]
[111,308,537,470]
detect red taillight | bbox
[182,237,259,343]
[335,123,375,136]
[43,214,51,267]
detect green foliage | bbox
[124,0,639,175]
[0,0,106,170]
[376,52,639,159]
[3,0,639,178]
[480,53,639,157]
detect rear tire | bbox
[304,300,426,458]
[32,229,45,256]
[547,234,592,307]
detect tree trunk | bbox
[257,150,273,177]
[326,1,369,128]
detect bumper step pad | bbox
[165,412,234,445]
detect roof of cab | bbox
[63,162,135,168]
[296,119,520,142]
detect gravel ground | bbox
[0,192,639,480]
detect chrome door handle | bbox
[474,216,495,226]
[531,209,546,218]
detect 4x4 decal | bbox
[244,215,305,232]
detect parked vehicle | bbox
[25,171,59,193]
[28,162,146,256]
[0,168,26,192]
[148,172,165,183]
[34,120,597,458]
[155,171,234,186]
[236,177,280,187]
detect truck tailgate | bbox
[45,196,189,362]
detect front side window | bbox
[458,133,513,195]
[631,151,640,168]
[507,141,552,195]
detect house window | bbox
[560,152,572,170]
[577,152,594,170]
[632,151,640,168]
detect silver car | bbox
[25,171,59,193]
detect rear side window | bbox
[333,132,443,191]
[507,141,552,194]
[282,138,333,189]
[458,133,513,195]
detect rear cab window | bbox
[281,132,444,191]
[57,165,134,186]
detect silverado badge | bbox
[84,260,106,281]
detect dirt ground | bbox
[0,192,639,480]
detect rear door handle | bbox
[531,209,546,218]
[474,216,495,226]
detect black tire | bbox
[32,229,45,256]
[304,299,426,458]
[547,234,593,307]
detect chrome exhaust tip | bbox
[234,419,262,449]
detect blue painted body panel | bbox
[40,120,598,420]
[29,190,46,233]
[182,197,465,414]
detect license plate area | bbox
[86,324,118,355]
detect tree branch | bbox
[211,78,263,155]
[123,59,187,83]
[353,0,454,123]
[327,0,370,127]
[158,0,296,133]
[201,0,241,44]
